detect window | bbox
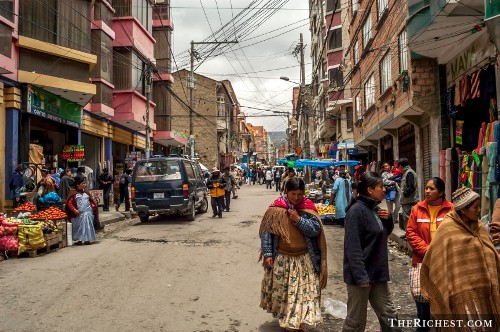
[0,24,11,58]
[326,0,338,12]
[377,0,388,19]
[0,0,13,21]
[355,95,362,120]
[346,106,353,130]
[134,160,181,182]
[328,28,342,50]
[329,67,343,89]
[217,96,225,117]
[362,14,372,49]
[185,162,196,180]
[353,40,359,65]
[20,0,91,52]
[132,53,146,95]
[380,51,392,92]
[364,75,375,109]
[399,29,408,71]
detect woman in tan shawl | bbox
[259,177,327,331]
[421,187,500,331]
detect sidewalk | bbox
[97,205,131,227]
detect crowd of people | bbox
[257,159,500,331]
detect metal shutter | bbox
[422,125,431,182]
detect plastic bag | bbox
[0,235,19,251]
[324,298,347,319]
[17,224,46,254]
[38,191,62,204]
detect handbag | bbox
[409,263,428,303]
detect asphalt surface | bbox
[0,184,415,331]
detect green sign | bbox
[27,85,82,128]
[485,0,500,20]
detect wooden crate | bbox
[44,233,59,247]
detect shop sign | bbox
[62,145,85,162]
[446,33,496,85]
[485,0,500,21]
[26,85,82,128]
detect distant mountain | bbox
[268,131,287,147]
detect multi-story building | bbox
[309,0,354,160]
[348,0,441,194]
[170,70,242,170]
[0,0,177,208]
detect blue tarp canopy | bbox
[294,159,360,169]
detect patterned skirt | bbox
[260,253,323,330]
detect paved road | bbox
[0,184,414,331]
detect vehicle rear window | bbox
[134,160,182,182]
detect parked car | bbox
[131,157,209,222]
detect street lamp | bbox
[280,76,301,85]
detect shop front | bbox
[443,34,499,218]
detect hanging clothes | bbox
[460,76,471,106]
[470,71,481,100]
[454,84,461,107]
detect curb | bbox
[389,232,412,253]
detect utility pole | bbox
[300,33,309,159]
[189,40,238,159]
[145,63,152,160]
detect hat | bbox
[212,167,220,173]
[452,187,480,211]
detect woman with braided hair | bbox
[259,177,327,331]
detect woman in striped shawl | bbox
[421,187,500,331]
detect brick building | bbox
[171,70,241,170]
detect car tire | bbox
[197,196,209,214]
[186,201,196,221]
[139,213,149,223]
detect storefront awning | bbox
[154,130,188,147]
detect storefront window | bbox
[0,0,13,21]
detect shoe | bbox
[234,195,238,199]
[218,213,222,218]
[225,209,230,212]
[212,214,217,218]
[74,241,82,246]
[115,205,119,212]
[83,241,91,245]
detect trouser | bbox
[415,301,431,332]
[231,185,238,198]
[102,188,111,210]
[223,190,231,211]
[117,190,130,211]
[274,179,281,191]
[266,180,272,189]
[343,282,401,332]
[401,203,415,231]
[211,196,224,216]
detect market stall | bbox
[0,203,68,258]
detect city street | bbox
[0,184,414,332]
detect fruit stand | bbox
[315,203,339,225]
[0,203,68,258]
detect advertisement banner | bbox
[26,85,82,128]
[62,145,85,162]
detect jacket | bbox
[400,166,419,205]
[261,211,323,273]
[207,175,226,197]
[343,195,394,286]
[222,173,236,192]
[406,199,454,265]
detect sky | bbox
[171,0,312,133]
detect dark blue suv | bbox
[131,157,209,222]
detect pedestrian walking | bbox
[98,168,113,211]
[342,172,401,332]
[230,166,239,199]
[9,164,24,208]
[116,168,132,212]
[280,168,296,194]
[421,187,500,329]
[222,167,236,212]
[398,158,419,237]
[265,168,273,189]
[331,170,352,227]
[274,168,282,192]
[65,175,99,245]
[259,177,327,331]
[381,162,398,219]
[207,168,226,218]
[406,177,453,332]
[59,168,74,203]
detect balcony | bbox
[153,130,187,147]
[112,90,156,131]
[113,17,155,60]
[217,118,227,131]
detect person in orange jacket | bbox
[406,177,453,332]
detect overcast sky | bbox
[171,0,311,133]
